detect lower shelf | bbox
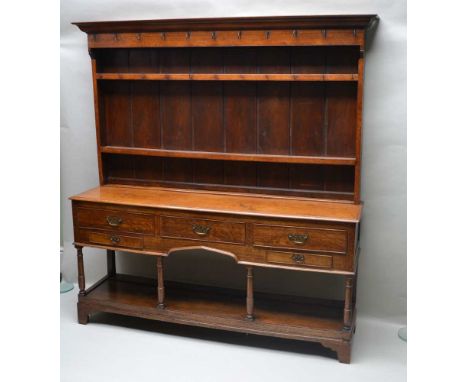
[78,274,355,362]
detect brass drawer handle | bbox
[291,254,305,264]
[106,215,123,227]
[288,233,309,245]
[192,224,211,236]
[110,235,121,244]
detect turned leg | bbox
[76,245,86,296]
[106,249,116,277]
[156,256,165,309]
[245,266,254,321]
[343,276,354,330]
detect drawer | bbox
[253,224,347,254]
[86,231,144,249]
[160,216,246,244]
[76,207,155,235]
[266,251,333,269]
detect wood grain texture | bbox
[77,275,356,362]
[74,15,378,33]
[70,184,362,222]
[71,14,377,363]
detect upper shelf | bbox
[96,73,358,82]
[101,146,356,166]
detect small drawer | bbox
[86,231,144,249]
[160,216,246,244]
[253,224,347,254]
[76,207,155,235]
[266,251,333,269]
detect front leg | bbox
[77,303,90,325]
[75,245,86,296]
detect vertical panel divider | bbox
[353,48,365,202]
[189,49,195,183]
[288,47,293,189]
[323,48,329,156]
[90,50,105,184]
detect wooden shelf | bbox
[80,275,349,343]
[96,73,358,82]
[101,146,356,166]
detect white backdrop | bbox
[61,0,406,324]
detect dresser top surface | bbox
[73,14,378,34]
[70,185,362,223]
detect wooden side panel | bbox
[326,83,357,157]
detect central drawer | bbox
[160,216,246,244]
[253,224,348,254]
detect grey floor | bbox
[61,286,406,382]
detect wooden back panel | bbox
[76,15,378,203]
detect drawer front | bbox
[160,216,246,244]
[86,231,144,249]
[253,224,347,254]
[266,251,333,269]
[76,207,155,235]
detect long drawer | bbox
[253,224,348,254]
[76,207,155,235]
[160,215,246,244]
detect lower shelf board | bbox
[78,274,355,362]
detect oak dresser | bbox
[70,15,378,363]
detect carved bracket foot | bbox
[321,339,352,364]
